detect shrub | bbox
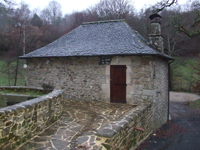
[192,60,200,94]
[41,83,55,91]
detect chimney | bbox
[149,14,164,53]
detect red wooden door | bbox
[110,65,126,103]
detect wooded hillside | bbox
[0,0,199,93]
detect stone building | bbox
[20,18,173,129]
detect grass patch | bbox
[0,89,45,96]
[189,99,200,109]
[0,60,25,86]
[171,57,200,92]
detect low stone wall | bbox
[0,90,63,149]
[0,86,51,106]
[96,102,153,150]
[1,94,38,105]
[0,86,51,94]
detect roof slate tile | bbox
[20,20,172,59]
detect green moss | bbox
[24,131,28,135]
[11,142,17,149]
[8,133,15,140]
[122,138,127,145]
[49,116,59,123]
[30,124,36,131]
[22,121,26,127]
[102,143,111,150]
[105,139,111,143]
[36,127,41,132]
[0,136,8,144]
[16,139,21,146]
[14,136,20,141]
[21,136,27,143]
[17,124,22,130]
[2,127,10,136]
[6,121,13,127]
[11,124,17,132]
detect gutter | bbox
[167,59,175,121]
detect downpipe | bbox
[168,59,175,121]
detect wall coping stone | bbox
[1,93,38,97]
[0,86,44,90]
[96,102,152,138]
[0,90,63,115]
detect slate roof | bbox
[19,20,172,59]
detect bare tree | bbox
[159,9,181,55]
[155,0,177,14]
[0,2,31,86]
[13,2,31,56]
[154,0,200,37]
[89,0,134,20]
[40,0,62,25]
[176,1,200,37]
[0,0,15,16]
[14,2,31,26]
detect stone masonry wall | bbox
[129,56,155,104]
[26,57,107,102]
[103,56,155,104]
[153,57,169,130]
[0,90,63,149]
[25,56,169,130]
[26,56,156,104]
[96,102,153,150]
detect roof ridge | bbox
[82,19,125,25]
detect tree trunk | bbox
[14,59,19,86]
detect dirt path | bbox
[170,92,200,103]
[169,92,200,119]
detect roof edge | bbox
[82,19,125,25]
[19,53,174,60]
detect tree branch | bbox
[155,0,177,14]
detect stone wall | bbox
[0,86,52,106]
[0,90,63,149]
[25,56,157,104]
[26,57,107,102]
[25,56,169,130]
[102,56,155,104]
[96,102,153,150]
[153,57,169,130]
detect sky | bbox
[14,0,192,15]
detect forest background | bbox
[0,0,199,93]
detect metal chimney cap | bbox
[149,14,162,20]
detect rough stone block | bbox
[143,90,154,96]
[0,90,63,149]
[127,85,135,94]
